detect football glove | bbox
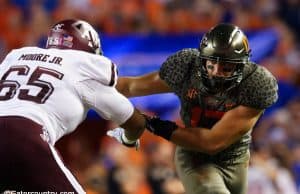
[106,127,140,150]
[144,115,178,140]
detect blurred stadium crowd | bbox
[1,0,300,193]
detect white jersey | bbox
[0,47,134,144]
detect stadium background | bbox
[1,0,300,193]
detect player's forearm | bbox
[170,127,222,155]
[123,125,145,141]
[145,116,222,154]
[120,109,146,141]
[117,72,172,97]
[145,116,245,155]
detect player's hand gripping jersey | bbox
[0,47,134,145]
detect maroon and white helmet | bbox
[46,19,103,55]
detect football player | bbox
[108,23,279,194]
[0,19,145,193]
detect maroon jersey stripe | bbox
[109,62,116,86]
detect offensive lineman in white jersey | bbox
[0,19,145,193]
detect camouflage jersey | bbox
[159,48,278,164]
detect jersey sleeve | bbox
[75,79,134,125]
[238,66,278,109]
[78,55,118,87]
[159,49,198,93]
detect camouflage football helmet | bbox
[199,23,251,93]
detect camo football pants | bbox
[175,146,250,194]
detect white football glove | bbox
[106,127,140,150]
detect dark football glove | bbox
[144,115,178,140]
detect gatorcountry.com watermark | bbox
[3,191,74,194]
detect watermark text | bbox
[4,191,74,194]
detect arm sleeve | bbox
[75,79,134,125]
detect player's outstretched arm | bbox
[120,109,146,143]
[145,105,263,155]
[116,72,172,97]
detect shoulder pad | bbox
[238,65,278,109]
[79,55,118,87]
[159,49,199,92]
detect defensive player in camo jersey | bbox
[0,19,144,193]
[108,23,278,194]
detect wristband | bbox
[121,133,137,147]
[145,116,178,140]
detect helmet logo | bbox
[86,31,97,48]
[242,36,249,52]
[201,35,208,47]
[72,21,100,50]
[62,34,73,48]
[234,48,245,54]
[47,34,73,48]
[52,23,64,32]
